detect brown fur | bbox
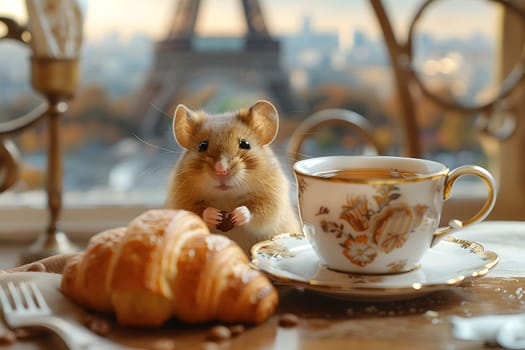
[165,101,300,254]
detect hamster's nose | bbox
[215,161,229,177]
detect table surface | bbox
[0,221,524,350]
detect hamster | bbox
[165,100,301,254]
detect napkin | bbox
[449,314,525,349]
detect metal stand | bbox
[0,49,80,264]
[19,58,80,264]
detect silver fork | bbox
[0,281,133,350]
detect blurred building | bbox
[134,0,298,140]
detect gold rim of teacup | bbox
[250,233,500,294]
[293,156,449,184]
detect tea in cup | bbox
[293,156,497,274]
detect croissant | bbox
[61,209,278,327]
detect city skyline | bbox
[1,0,498,45]
[0,14,495,104]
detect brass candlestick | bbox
[0,16,81,263]
[20,58,80,264]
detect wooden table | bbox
[0,221,524,350]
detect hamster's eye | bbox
[239,139,251,150]
[198,140,208,152]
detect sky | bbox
[1,0,498,44]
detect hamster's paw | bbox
[231,206,251,226]
[202,207,222,227]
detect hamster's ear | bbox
[241,100,279,145]
[173,104,202,148]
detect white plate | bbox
[250,233,499,301]
[0,272,95,348]
[0,272,189,348]
[0,272,83,319]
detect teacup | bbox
[293,156,497,274]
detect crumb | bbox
[364,305,378,314]
[278,313,300,328]
[424,310,439,318]
[0,330,16,345]
[26,262,46,272]
[201,342,221,350]
[207,325,232,342]
[150,338,177,350]
[228,324,245,337]
[84,315,111,336]
[14,328,42,339]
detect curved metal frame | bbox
[287,109,382,165]
[370,0,524,155]
[0,17,42,192]
[0,140,20,192]
[404,0,525,114]
[369,1,421,157]
[0,16,30,42]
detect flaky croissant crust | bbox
[61,209,278,327]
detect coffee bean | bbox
[278,313,300,328]
[216,211,235,232]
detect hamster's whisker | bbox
[149,103,171,119]
[173,178,192,192]
[134,166,163,184]
[172,169,199,182]
[132,133,181,154]
[173,170,202,190]
[229,158,240,171]
[284,151,313,163]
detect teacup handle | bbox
[430,165,497,247]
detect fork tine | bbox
[28,282,50,312]
[19,282,36,311]
[1,282,127,349]
[0,284,13,313]
[7,282,23,310]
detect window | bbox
[0,0,520,240]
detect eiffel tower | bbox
[138,0,298,138]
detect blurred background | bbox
[0,0,503,211]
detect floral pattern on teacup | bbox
[347,275,384,284]
[297,177,308,202]
[373,205,412,253]
[317,184,433,270]
[341,235,377,267]
[387,259,408,273]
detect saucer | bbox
[250,233,499,301]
